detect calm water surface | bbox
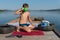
[0,11,60,33]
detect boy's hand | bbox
[15,9,22,15]
[15,7,24,15]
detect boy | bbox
[15,3,35,32]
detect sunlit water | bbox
[0,11,60,33]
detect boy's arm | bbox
[28,13,34,26]
[15,7,24,15]
[15,9,22,15]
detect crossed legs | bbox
[17,24,35,32]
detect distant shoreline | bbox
[0,10,15,12]
[40,9,60,11]
[0,10,4,12]
[0,9,60,12]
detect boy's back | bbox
[20,12,30,24]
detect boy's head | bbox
[22,3,29,8]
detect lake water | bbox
[0,11,60,33]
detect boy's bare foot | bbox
[17,30,20,32]
[27,29,32,32]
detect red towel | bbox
[12,30,44,36]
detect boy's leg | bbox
[22,24,35,32]
[16,24,35,32]
[28,24,35,30]
[22,26,32,32]
[17,26,23,32]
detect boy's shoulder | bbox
[25,11,30,13]
[24,11,30,14]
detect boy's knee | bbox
[32,26,35,28]
[26,29,31,32]
[30,26,35,29]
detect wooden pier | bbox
[0,31,60,40]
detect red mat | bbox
[12,30,44,36]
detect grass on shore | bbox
[0,10,4,13]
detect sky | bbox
[0,0,60,10]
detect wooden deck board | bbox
[0,31,60,40]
